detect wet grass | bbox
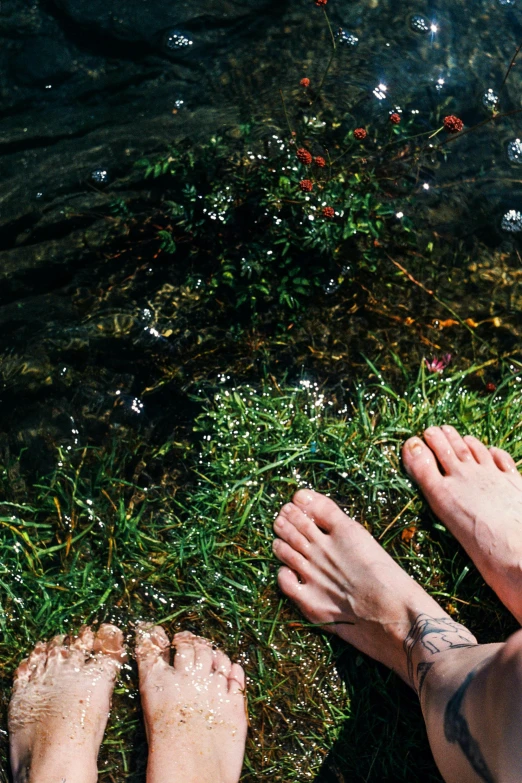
[1,360,522,781]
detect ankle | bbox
[403,612,478,692]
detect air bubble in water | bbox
[482,88,499,110]
[90,168,110,185]
[501,209,522,232]
[164,30,193,50]
[410,15,429,33]
[336,29,359,46]
[507,139,522,162]
[498,0,515,6]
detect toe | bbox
[21,640,52,679]
[463,435,493,465]
[46,635,68,663]
[13,659,31,685]
[71,625,95,656]
[402,436,444,492]
[272,538,310,580]
[93,624,127,664]
[440,426,474,462]
[281,503,323,542]
[212,648,232,680]
[292,489,353,533]
[135,623,171,666]
[228,663,246,695]
[193,636,214,673]
[277,566,304,597]
[273,514,312,557]
[490,446,518,473]
[423,427,462,473]
[172,631,197,671]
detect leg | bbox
[135,624,247,783]
[273,490,522,783]
[9,624,126,783]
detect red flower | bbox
[315,0,327,6]
[389,113,401,125]
[299,179,313,192]
[300,77,310,87]
[297,147,313,165]
[314,155,326,167]
[485,382,497,393]
[322,206,335,218]
[353,127,367,140]
[443,115,464,133]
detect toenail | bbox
[406,437,423,454]
[294,490,313,506]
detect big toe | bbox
[402,436,443,495]
[93,624,126,665]
[292,489,353,532]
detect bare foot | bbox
[135,624,247,783]
[273,490,478,690]
[9,624,126,783]
[402,425,522,623]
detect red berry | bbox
[443,115,464,133]
[322,206,335,218]
[315,0,327,6]
[314,155,326,167]
[299,179,313,192]
[297,147,313,164]
[353,127,367,140]
[485,382,496,393]
[300,77,310,87]
[389,113,401,125]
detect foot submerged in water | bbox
[9,624,126,783]
[135,624,247,783]
[273,489,478,690]
[403,425,522,623]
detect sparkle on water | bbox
[409,15,430,34]
[507,138,522,162]
[336,29,359,46]
[482,87,500,110]
[164,30,194,50]
[501,209,522,232]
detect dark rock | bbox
[12,37,73,85]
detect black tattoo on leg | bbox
[404,614,477,686]
[444,665,495,783]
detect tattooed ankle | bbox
[404,614,478,689]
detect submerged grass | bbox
[1,361,522,781]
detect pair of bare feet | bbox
[9,624,247,783]
[10,424,522,781]
[273,425,522,690]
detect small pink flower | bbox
[425,354,452,373]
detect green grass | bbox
[1,361,522,781]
